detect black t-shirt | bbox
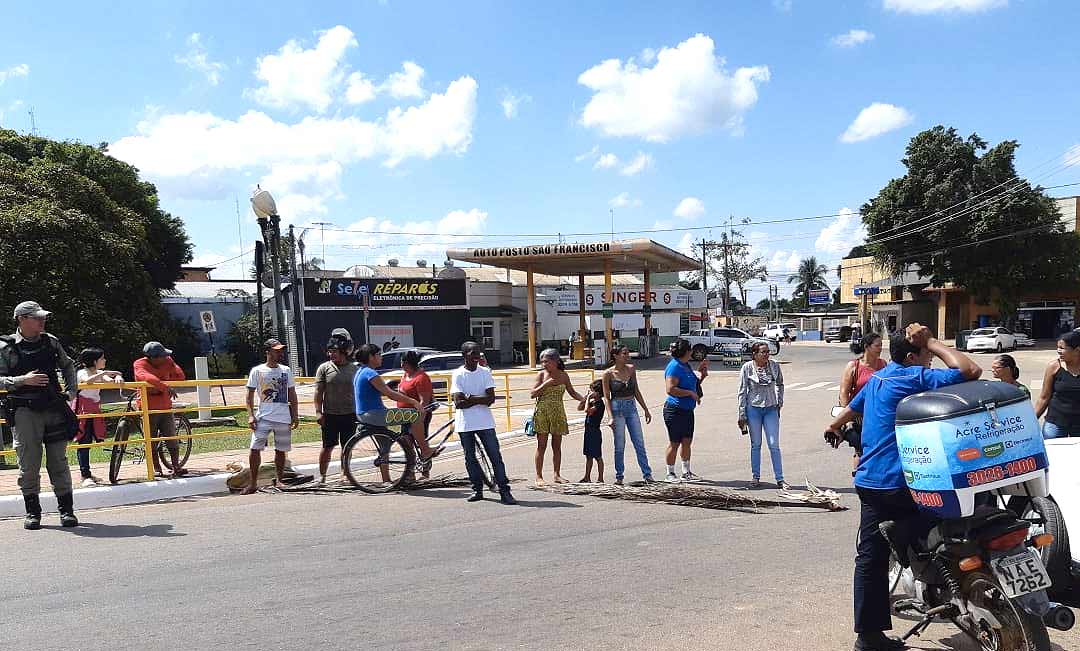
[584,394,605,429]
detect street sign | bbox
[199,310,217,334]
[853,286,882,296]
[808,289,831,305]
[642,304,652,318]
[602,302,614,319]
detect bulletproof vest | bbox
[3,335,62,400]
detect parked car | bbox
[378,348,464,390]
[824,325,853,343]
[763,323,798,342]
[965,327,1016,353]
[684,327,779,361]
[1014,332,1036,347]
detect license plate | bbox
[991,550,1051,598]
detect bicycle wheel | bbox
[472,439,496,490]
[157,416,193,471]
[341,429,416,494]
[108,419,133,485]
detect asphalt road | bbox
[2,342,1076,651]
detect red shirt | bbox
[396,371,432,408]
[133,356,186,411]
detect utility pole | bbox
[288,224,307,374]
[699,238,710,326]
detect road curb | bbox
[0,422,569,518]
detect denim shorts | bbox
[1043,421,1080,439]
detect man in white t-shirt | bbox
[450,342,515,504]
[242,338,299,494]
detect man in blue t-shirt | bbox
[826,323,981,651]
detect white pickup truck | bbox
[683,327,779,361]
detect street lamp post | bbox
[251,186,286,342]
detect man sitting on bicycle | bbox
[133,341,186,477]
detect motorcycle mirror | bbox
[831,406,845,418]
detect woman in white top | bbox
[73,348,123,486]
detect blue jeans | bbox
[459,428,510,493]
[1043,421,1080,439]
[746,405,783,482]
[611,399,652,480]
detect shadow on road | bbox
[936,630,1067,651]
[61,523,186,538]
[512,499,583,509]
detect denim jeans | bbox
[746,405,783,482]
[459,428,510,492]
[1043,421,1080,439]
[611,399,652,480]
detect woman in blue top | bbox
[663,338,708,482]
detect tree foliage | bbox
[0,129,193,375]
[862,126,1080,319]
[686,224,767,314]
[225,310,272,373]
[787,257,829,308]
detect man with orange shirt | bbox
[133,341,186,477]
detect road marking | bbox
[784,382,805,389]
[824,385,841,392]
[794,381,831,391]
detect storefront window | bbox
[471,320,495,349]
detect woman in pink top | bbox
[838,333,886,476]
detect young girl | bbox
[577,379,605,483]
[74,348,123,486]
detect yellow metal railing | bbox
[0,367,597,484]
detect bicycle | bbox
[108,390,193,484]
[341,403,494,494]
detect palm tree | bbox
[787,256,830,309]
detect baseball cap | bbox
[143,341,173,358]
[330,327,352,341]
[326,337,349,351]
[264,338,286,351]
[13,301,51,320]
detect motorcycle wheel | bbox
[958,572,1050,651]
[1012,496,1072,597]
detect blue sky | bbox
[2,0,1079,305]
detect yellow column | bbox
[604,260,614,361]
[139,385,155,481]
[937,291,948,340]
[527,265,537,368]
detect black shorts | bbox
[583,425,603,460]
[321,413,357,449]
[663,403,695,443]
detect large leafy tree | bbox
[0,129,195,374]
[787,256,829,308]
[862,126,1080,320]
[685,222,767,314]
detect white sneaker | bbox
[682,471,701,481]
[665,473,679,483]
[81,477,97,488]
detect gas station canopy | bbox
[445,239,700,276]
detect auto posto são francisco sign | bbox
[303,277,467,310]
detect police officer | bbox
[0,301,79,530]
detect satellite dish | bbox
[416,259,427,268]
[343,265,375,278]
[437,265,466,279]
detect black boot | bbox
[466,490,484,502]
[56,493,79,528]
[23,494,41,530]
[854,632,906,651]
[499,488,517,505]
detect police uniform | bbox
[0,301,79,529]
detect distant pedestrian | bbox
[242,339,299,494]
[313,336,357,485]
[992,354,1029,398]
[737,341,787,489]
[838,333,886,477]
[73,347,123,486]
[133,341,186,477]
[530,348,586,486]
[577,379,605,482]
[602,343,654,485]
[1035,330,1080,438]
[450,342,515,504]
[664,338,708,482]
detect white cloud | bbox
[883,0,1006,14]
[620,152,653,176]
[769,250,802,273]
[0,63,29,85]
[0,99,24,124]
[609,192,642,209]
[379,61,425,99]
[831,29,875,48]
[840,102,914,143]
[575,145,599,163]
[1064,144,1080,167]
[250,25,357,113]
[345,72,376,104]
[175,33,226,86]
[773,0,794,12]
[110,76,478,199]
[815,207,867,256]
[500,91,531,119]
[577,33,769,142]
[594,152,620,169]
[332,208,489,261]
[259,161,344,218]
[673,197,705,219]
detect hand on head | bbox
[905,323,932,349]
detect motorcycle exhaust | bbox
[1043,603,1075,631]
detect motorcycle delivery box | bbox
[895,380,1048,519]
